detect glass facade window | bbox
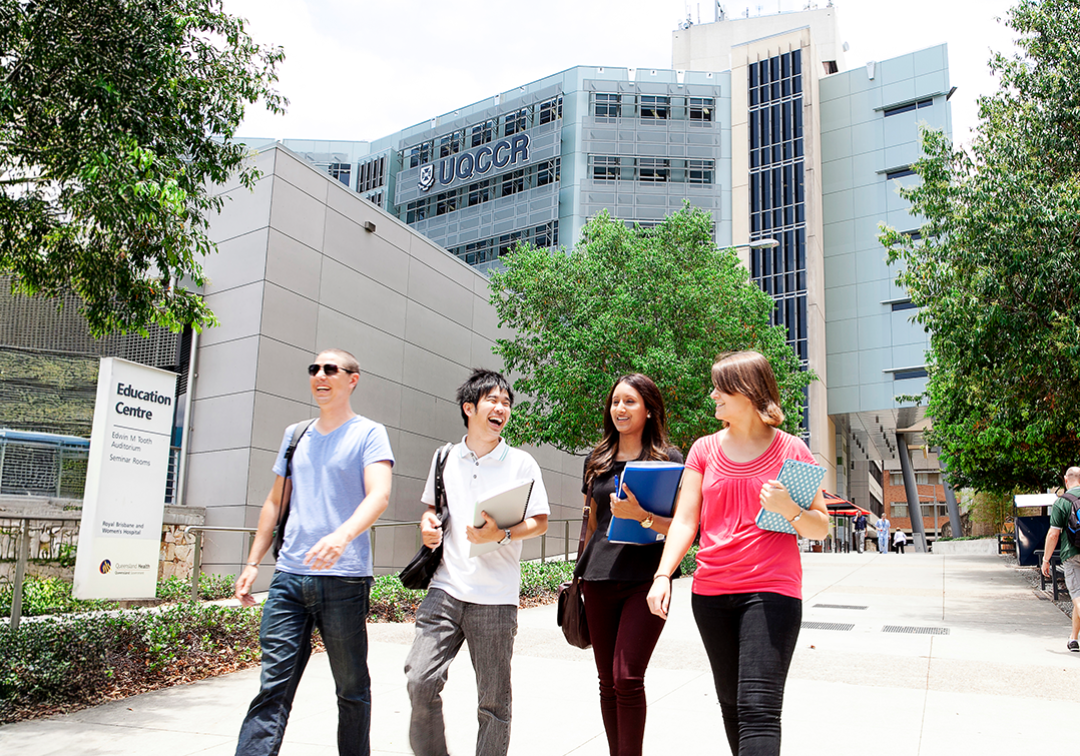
[328,162,351,187]
[406,199,427,223]
[594,93,621,118]
[357,156,386,193]
[638,157,669,182]
[536,159,560,187]
[409,142,432,168]
[471,120,495,147]
[640,95,670,119]
[468,180,490,207]
[588,156,713,184]
[593,155,620,181]
[446,221,559,266]
[688,159,713,184]
[439,131,463,158]
[689,97,714,121]
[504,108,527,136]
[884,98,933,117]
[748,50,809,433]
[539,95,563,124]
[436,191,456,216]
[501,169,524,196]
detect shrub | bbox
[0,577,117,617]
[369,574,428,623]
[0,602,261,724]
[156,573,238,603]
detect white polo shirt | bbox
[422,437,550,606]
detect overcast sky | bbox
[224,0,1020,147]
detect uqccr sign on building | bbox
[73,357,177,600]
[418,133,531,192]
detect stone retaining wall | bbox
[0,496,206,582]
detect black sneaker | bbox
[1068,640,1078,652]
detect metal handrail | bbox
[183,517,583,599]
[2,514,82,630]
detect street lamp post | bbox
[732,238,780,251]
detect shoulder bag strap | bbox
[576,480,594,560]
[279,419,316,520]
[433,442,453,519]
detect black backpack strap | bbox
[272,419,316,559]
[1061,492,1080,505]
[284,419,317,476]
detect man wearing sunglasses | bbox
[234,348,394,756]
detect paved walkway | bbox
[1,553,1073,755]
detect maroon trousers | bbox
[580,580,668,756]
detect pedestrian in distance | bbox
[646,351,829,756]
[1041,466,1080,652]
[876,511,891,554]
[893,529,907,554]
[578,374,683,756]
[853,511,867,553]
[405,368,550,756]
[233,348,395,756]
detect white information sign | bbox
[73,357,177,599]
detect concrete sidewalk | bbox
[1,553,1073,755]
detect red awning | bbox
[823,491,870,517]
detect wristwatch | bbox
[499,528,513,545]
[640,514,654,529]
[790,510,804,524]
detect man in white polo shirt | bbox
[405,368,550,756]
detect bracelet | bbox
[652,574,671,582]
[246,562,259,567]
[789,510,804,524]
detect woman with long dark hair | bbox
[647,352,829,756]
[579,373,682,756]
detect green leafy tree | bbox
[0,0,286,335]
[881,0,1080,494]
[488,206,811,454]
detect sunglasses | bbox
[307,363,356,377]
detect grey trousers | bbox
[404,588,518,756]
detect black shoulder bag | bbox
[399,443,454,590]
[272,419,316,560]
[556,483,593,649]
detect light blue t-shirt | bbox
[272,415,395,577]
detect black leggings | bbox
[692,592,801,756]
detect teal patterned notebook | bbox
[755,459,825,535]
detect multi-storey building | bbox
[263,8,951,534]
[2,9,959,570]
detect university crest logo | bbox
[418,164,435,192]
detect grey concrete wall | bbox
[186,146,582,583]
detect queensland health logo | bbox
[418,133,531,192]
[99,559,112,574]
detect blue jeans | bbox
[404,588,518,756]
[692,592,801,756]
[235,571,374,756]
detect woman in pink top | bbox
[647,351,829,756]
